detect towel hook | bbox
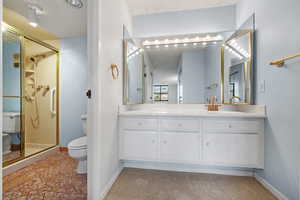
[111,64,119,80]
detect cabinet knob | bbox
[163,140,167,144]
[206,142,210,146]
[228,124,232,128]
[177,123,182,127]
[138,122,142,126]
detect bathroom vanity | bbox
[120,18,264,171]
[118,105,265,169]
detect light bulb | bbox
[2,25,7,32]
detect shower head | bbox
[65,0,83,8]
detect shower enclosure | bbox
[2,23,59,166]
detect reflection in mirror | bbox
[126,40,143,103]
[222,15,254,104]
[124,31,234,104]
[3,30,22,163]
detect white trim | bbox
[99,167,124,200]
[3,146,59,176]
[255,173,289,200]
[123,161,254,177]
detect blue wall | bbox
[133,5,236,38]
[60,37,87,147]
[3,42,21,112]
[237,1,300,199]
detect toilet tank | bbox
[3,112,21,133]
[81,114,87,135]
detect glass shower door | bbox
[23,38,58,157]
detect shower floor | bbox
[25,143,55,157]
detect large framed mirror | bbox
[123,16,254,105]
[222,30,253,104]
[222,15,254,104]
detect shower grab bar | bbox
[50,88,56,115]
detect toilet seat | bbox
[68,136,87,150]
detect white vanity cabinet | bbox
[160,132,200,163]
[119,115,264,169]
[202,119,264,168]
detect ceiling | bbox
[4,0,87,38]
[126,0,239,16]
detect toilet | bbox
[3,112,21,155]
[68,114,87,174]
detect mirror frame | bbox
[221,29,254,105]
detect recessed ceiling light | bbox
[65,0,83,8]
[28,8,39,27]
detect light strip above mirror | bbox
[142,34,223,48]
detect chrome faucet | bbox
[230,96,241,103]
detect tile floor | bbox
[105,168,278,200]
[3,151,87,200]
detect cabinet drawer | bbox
[120,118,158,131]
[203,120,261,133]
[160,119,199,132]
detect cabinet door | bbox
[203,133,260,167]
[120,131,158,161]
[160,132,200,163]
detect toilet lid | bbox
[68,136,87,149]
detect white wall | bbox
[204,46,221,103]
[60,37,87,147]
[181,50,205,103]
[143,53,154,103]
[133,5,236,38]
[168,84,178,103]
[236,0,300,199]
[87,0,132,199]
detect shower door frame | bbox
[3,23,60,167]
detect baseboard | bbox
[59,147,68,152]
[123,161,254,177]
[99,166,124,200]
[255,173,289,200]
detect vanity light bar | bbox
[142,35,223,47]
[127,48,144,60]
[225,45,243,60]
[228,40,250,58]
[145,40,221,49]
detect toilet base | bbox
[77,159,87,174]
